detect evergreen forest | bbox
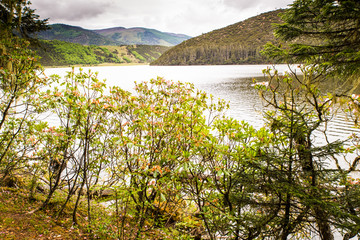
[151,10,283,65]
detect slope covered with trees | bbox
[35,24,117,46]
[151,9,283,65]
[31,40,170,66]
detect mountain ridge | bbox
[36,24,191,46]
[36,24,118,46]
[94,27,191,46]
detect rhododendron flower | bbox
[251,81,269,87]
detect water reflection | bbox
[198,76,264,127]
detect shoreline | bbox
[43,62,149,69]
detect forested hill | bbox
[35,24,117,46]
[31,40,170,66]
[36,24,191,46]
[151,9,284,65]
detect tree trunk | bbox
[314,206,334,240]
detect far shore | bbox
[43,62,149,69]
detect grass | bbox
[0,174,199,240]
[0,187,90,239]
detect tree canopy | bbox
[264,0,360,78]
[0,0,48,38]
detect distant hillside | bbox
[36,24,191,46]
[95,27,191,46]
[36,24,117,46]
[151,9,284,65]
[31,40,170,66]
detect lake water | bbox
[44,64,358,143]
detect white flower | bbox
[352,94,360,99]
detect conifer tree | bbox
[264,0,360,78]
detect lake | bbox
[44,64,357,144]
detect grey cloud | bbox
[31,0,113,21]
[223,0,261,9]
[30,0,294,36]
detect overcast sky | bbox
[30,0,293,37]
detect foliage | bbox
[263,0,360,79]
[122,55,131,63]
[127,45,163,62]
[0,0,48,185]
[173,66,360,240]
[259,1,360,239]
[129,50,146,62]
[151,10,283,65]
[31,40,120,66]
[114,78,227,238]
[25,70,227,238]
[252,66,360,239]
[30,40,171,66]
[0,0,49,38]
